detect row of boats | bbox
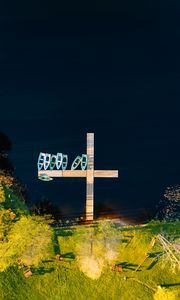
[37,153,88,171]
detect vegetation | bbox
[0,181,53,276]
[0,132,179,299]
[0,176,179,299]
[0,219,178,299]
[156,185,180,221]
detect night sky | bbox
[0,1,180,221]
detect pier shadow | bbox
[146,252,164,270]
[32,266,55,276]
[146,259,159,270]
[54,227,75,237]
[53,226,76,260]
[53,227,75,255]
[161,283,180,287]
[117,262,138,271]
[61,252,76,259]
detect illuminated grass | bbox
[0,221,179,300]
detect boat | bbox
[56,153,63,169]
[71,155,82,170]
[38,173,53,181]
[37,152,46,171]
[62,154,68,170]
[81,154,87,170]
[44,153,51,170]
[50,155,57,170]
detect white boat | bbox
[37,152,46,171]
[44,153,51,170]
[71,155,82,170]
[81,154,87,170]
[56,153,63,169]
[38,173,53,181]
[62,154,68,170]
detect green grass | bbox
[0,221,179,300]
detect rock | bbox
[24,270,32,278]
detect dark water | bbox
[0,2,180,221]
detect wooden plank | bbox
[63,170,87,177]
[94,170,119,178]
[38,170,87,177]
[86,133,94,221]
[38,169,119,178]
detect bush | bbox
[75,220,121,279]
[0,216,53,271]
[0,185,5,203]
[154,286,179,300]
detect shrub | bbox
[0,185,5,203]
[0,216,53,271]
[154,286,179,300]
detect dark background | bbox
[0,1,180,221]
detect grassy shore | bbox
[0,220,179,300]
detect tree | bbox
[0,216,53,272]
[0,183,53,273]
[0,131,28,204]
[0,131,13,175]
[157,234,180,273]
[0,131,54,273]
[0,185,5,203]
[154,286,179,300]
[76,220,120,279]
[156,185,180,221]
[32,198,62,221]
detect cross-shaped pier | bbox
[38,133,118,221]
